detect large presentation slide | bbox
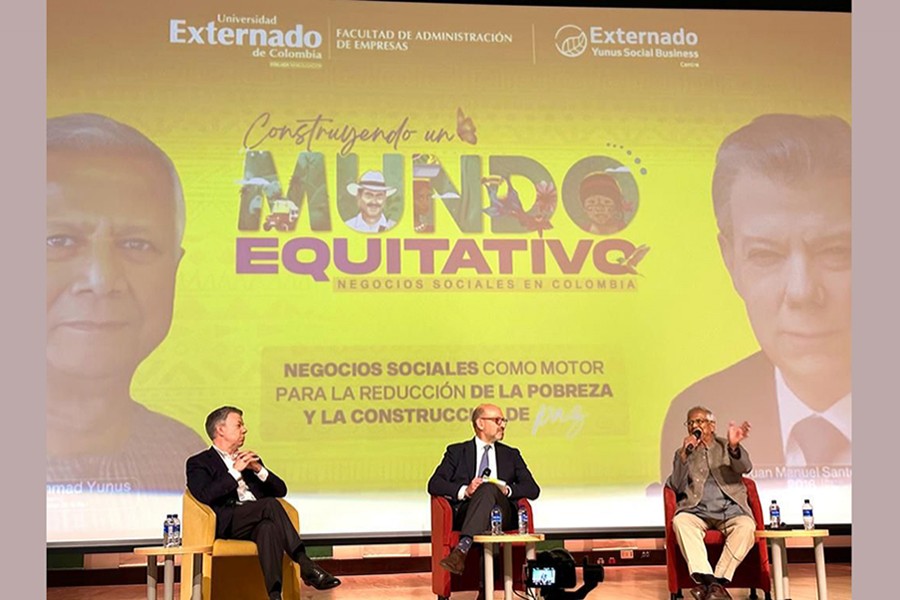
[47,0,850,543]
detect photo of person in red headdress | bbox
[579,172,630,235]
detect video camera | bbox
[524,548,604,600]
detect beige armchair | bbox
[180,489,302,600]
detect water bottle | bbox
[802,499,814,530]
[172,513,182,546]
[163,514,174,547]
[490,505,503,535]
[517,507,529,535]
[769,500,781,529]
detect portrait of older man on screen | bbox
[47,113,205,493]
[659,114,851,479]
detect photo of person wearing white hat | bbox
[345,170,398,233]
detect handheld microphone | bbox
[481,467,491,478]
[686,429,701,455]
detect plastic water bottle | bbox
[163,514,174,547]
[171,513,182,546]
[802,499,814,530]
[490,505,503,535]
[517,507,529,535]
[769,500,781,529]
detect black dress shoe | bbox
[302,564,342,590]
[689,584,709,600]
[706,583,732,600]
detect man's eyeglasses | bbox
[481,417,509,426]
[685,418,711,427]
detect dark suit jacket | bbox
[427,439,540,506]
[186,447,288,538]
[659,351,784,482]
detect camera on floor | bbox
[524,548,604,600]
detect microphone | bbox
[686,429,701,455]
[481,467,491,478]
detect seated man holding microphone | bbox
[428,403,541,575]
[666,406,756,600]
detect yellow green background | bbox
[48,1,850,493]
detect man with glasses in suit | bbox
[428,403,541,575]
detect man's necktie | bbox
[787,415,851,466]
[478,445,492,476]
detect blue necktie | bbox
[478,445,492,477]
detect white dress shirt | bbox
[456,437,502,501]
[213,446,270,503]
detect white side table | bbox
[473,533,545,600]
[133,545,212,600]
[756,529,829,600]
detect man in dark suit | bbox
[186,406,340,600]
[659,114,851,481]
[428,403,541,575]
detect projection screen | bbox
[46,0,851,543]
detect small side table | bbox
[133,545,212,600]
[756,528,829,600]
[473,533,545,600]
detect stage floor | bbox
[47,563,851,599]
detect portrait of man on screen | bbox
[659,114,851,480]
[46,113,205,494]
[344,169,399,233]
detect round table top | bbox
[133,545,213,556]
[755,528,829,539]
[472,533,545,543]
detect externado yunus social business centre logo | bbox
[555,25,587,58]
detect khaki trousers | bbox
[672,512,756,581]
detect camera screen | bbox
[529,566,556,587]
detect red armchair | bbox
[430,495,534,600]
[664,476,772,600]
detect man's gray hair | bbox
[47,113,186,249]
[471,405,486,428]
[686,405,716,423]
[712,113,851,237]
[205,406,243,440]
